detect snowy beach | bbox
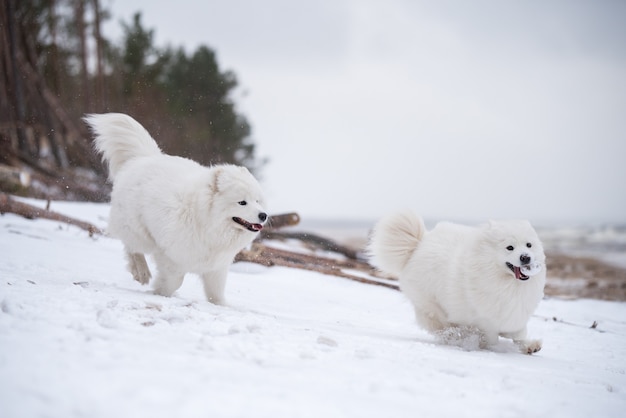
[1,199,625,418]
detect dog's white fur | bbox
[85,113,267,304]
[368,211,546,354]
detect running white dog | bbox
[368,211,546,354]
[85,113,267,304]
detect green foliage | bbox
[161,46,255,167]
[121,13,154,76]
[120,13,169,97]
[115,12,262,172]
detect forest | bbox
[0,0,263,201]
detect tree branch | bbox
[0,192,101,236]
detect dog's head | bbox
[209,165,268,234]
[484,220,546,281]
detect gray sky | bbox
[103,0,626,224]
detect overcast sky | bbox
[102,0,626,225]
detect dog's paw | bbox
[518,339,542,355]
[127,253,152,284]
[130,265,151,284]
[206,295,226,305]
[132,269,151,285]
[131,268,152,284]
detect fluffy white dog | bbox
[368,211,546,354]
[85,113,267,304]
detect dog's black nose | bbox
[258,212,268,222]
[520,254,531,265]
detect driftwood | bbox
[260,230,359,260]
[267,212,301,229]
[250,214,397,289]
[236,240,398,291]
[0,192,102,236]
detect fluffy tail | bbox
[367,210,426,277]
[84,113,161,180]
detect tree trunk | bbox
[75,0,91,111]
[3,0,29,157]
[91,0,105,111]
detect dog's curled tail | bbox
[84,113,161,181]
[367,210,425,277]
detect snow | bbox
[1,199,625,418]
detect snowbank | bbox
[1,200,625,418]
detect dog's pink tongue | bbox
[252,224,263,232]
[514,266,522,280]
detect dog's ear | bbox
[210,167,224,193]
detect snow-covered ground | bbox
[1,199,625,418]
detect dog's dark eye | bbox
[238,201,247,206]
[506,245,514,251]
[526,243,532,248]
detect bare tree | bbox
[74,0,91,110]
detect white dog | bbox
[368,211,546,354]
[85,113,267,304]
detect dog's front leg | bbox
[482,329,499,348]
[152,251,185,297]
[201,267,229,305]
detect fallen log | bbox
[0,192,101,236]
[267,212,300,229]
[236,242,398,291]
[260,230,359,260]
